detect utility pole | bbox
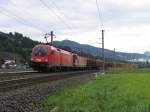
[44,33,48,44]
[102,29,105,73]
[113,48,116,70]
[44,31,55,45]
[50,31,54,45]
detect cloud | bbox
[0,0,150,53]
[105,24,150,52]
[106,0,150,8]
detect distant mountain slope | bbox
[53,40,150,61]
[144,51,150,56]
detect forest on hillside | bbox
[0,32,39,63]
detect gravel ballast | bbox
[0,73,96,112]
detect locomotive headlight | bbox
[45,59,48,62]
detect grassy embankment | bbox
[42,69,150,112]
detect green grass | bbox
[42,69,150,112]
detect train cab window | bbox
[50,50,55,54]
[34,47,48,56]
[57,48,61,51]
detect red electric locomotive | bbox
[30,44,88,71]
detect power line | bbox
[95,0,105,73]
[9,0,73,42]
[9,0,75,35]
[0,0,49,32]
[48,0,75,28]
[0,7,46,32]
[7,0,18,8]
[39,0,73,32]
[8,0,53,32]
[96,0,104,28]
[44,31,56,45]
[101,29,105,73]
[0,10,33,29]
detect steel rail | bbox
[0,70,98,92]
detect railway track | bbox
[0,71,38,77]
[0,70,98,92]
[0,71,43,81]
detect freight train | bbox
[30,44,137,72]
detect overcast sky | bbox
[0,0,150,53]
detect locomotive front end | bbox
[30,45,49,71]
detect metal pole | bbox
[102,29,105,73]
[114,48,116,69]
[44,33,48,44]
[50,31,54,45]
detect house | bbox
[0,52,16,68]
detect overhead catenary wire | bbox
[0,0,73,43]
[7,0,54,32]
[49,0,68,18]
[49,0,101,38]
[0,6,47,33]
[39,0,74,32]
[96,0,104,29]
[96,0,105,73]
[48,0,76,28]
[0,0,46,32]
[8,0,72,40]
[9,0,75,35]
[7,0,19,8]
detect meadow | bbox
[42,69,150,112]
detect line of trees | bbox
[0,32,39,63]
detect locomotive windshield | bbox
[34,47,48,56]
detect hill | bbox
[0,32,39,63]
[0,31,150,63]
[144,51,150,56]
[53,40,150,61]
